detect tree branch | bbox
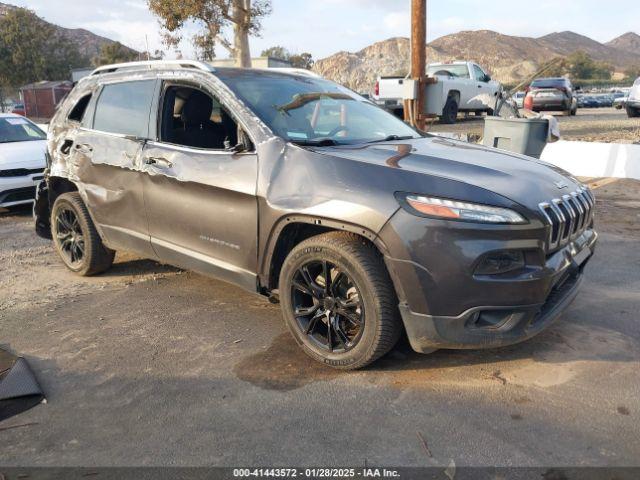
[215,34,235,55]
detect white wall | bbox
[541,141,640,180]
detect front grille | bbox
[0,168,44,178]
[539,187,595,252]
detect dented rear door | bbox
[75,79,159,257]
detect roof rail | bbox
[91,60,213,76]
[270,68,322,78]
[249,67,322,79]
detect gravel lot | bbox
[0,179,639,468]
[430,107,640,144]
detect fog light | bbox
[475,251,525,275]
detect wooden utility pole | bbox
[411,0,427,130]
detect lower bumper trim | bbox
[400,272,584,353]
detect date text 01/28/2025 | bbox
[232,468,400,478]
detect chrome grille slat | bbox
[573,192,587,230]
[562,195,577,238]
[538,187,595,252]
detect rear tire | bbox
[278,232,402,370]
[440,97,459,124]
[51,192,114,276]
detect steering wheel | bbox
[326,125,349,137]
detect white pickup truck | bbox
[373,61,502,124]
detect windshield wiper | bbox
[366,135,416,144]
[291,138,339,147]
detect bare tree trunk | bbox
[232,0,252,68]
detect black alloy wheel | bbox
[279,232,403,369]
[50,192,115,276]
[54,206,85,267]
[291,260,364,353]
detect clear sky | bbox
[9,0,640,60]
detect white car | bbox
[0,113,47,208]
[513,91,526,109]
[627,77,640,118]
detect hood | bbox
[310,136,581,210]
[0,140,47,170]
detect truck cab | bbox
[374,61,501,124]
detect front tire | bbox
[278,232,402,370]
[627,106,640,118]
[51,192,114,276]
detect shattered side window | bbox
[68,94,92,123]
[93,80,155,138]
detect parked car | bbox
[35,61,597,369]
[513,91,526,109]
[613,95,628,110]
[524,77,578,115]
[11,104,26,116]
[373,61,501,124]
[0,113,47,208]
[626,77,640,118]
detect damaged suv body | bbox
[35,61,597,369]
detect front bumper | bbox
[399,257,588,352]
[0,173,44,208]
[380,209,597,352]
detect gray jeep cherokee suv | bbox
[34,61,597,369]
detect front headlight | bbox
[399,194,527,224]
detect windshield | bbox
[426,64,470,79]
[215,70,420,145]
[0,117,46,143]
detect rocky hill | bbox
[538,31,636,69]
[0,2,138,60]
[607,32,640,55]
[314,30,640,93]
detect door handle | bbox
[75,143,93,152]
[144,156,173,168]
[60,139,74,155]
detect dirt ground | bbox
[0,179,639,467]
[429,107,640,144]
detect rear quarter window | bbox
[93,80,156,137]
[68,94,92,123]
